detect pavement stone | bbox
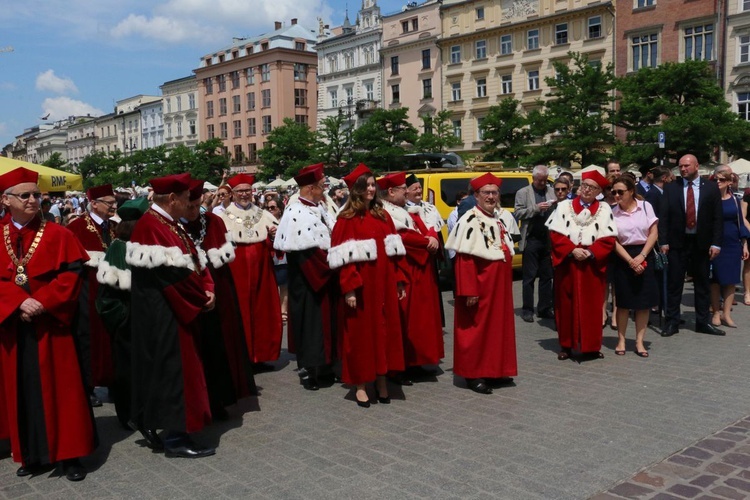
[2,280,750,499]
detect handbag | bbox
[652,248,668,271]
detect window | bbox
[450,45,461,64]
[402,20,409,33]
[231,71,240,89]
[248,143,257,161]
[188,93,196,109]
[740,35,750,64]
[218,74,226,92]
[234,145,243,161]
[412,18,418,30]
[632,33,658,70]
[294,63,307,80]
[233,120,242,138]
[247,117,256,135]
[476,40,487,59]
[684,24,714,61]
[166,98,172,113]
[423,78,432,99]
[295,89,307,106]
[207,124,215,139]
[345,87,353,100]
[451,82,462,101]
[527,29,539,50]
[364,82,374,100]
[422,49,431,69]
[261,64,270,81]
[500,34,512,55]
[295,41,306,51]
[220,122,228,139]
[391,56,399,75]
[739,92,750,120]
[743,0,750,12]
[247,92,256,110]
[261,89,271,108]
[476,7,485,20]
[206,101,214,118]
[501,74,513,94]
[176,122,183,136]
[344,52,353,69]
[636,0,655,7]
[189,120,196,135]
[452,119,462,139]
[528,70,540,90]
[556,23,568,45]
[476,78,487,98]
[246,68,255,85]
[329,56,338,73]
[589,16,602,39]
[166,123,172,137]
[205,78,213,95]
[262,115,272,134]
[232,95,241,113]
[219,98,227,116]
[477,117,485,140]
[330,90,338,107]
[295,114,308,125]
[392,84,400,103]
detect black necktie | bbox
[101,220,111,246]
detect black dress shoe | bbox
[521,311,534,323]
[164,439,216,459]
[557,348,571,361]
[661,323,679,337]
[16,463,44,477]
[696,323,726,336]
[537,309,555,319]
[300,376,320,391]
[139,428,164,451]
[374,388,391,404]
[485,377,515,388]
[89,394,103,408]
[61,459,87,482]
[466,378,493,395]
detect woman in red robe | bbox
[328,164,406,408]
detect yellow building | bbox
[438,0,615,153]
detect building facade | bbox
[115,95,161,156]
[381,0,443,134]
[66,116,97,168]
[439,0,615,152]
[95,113,120,155]
[161,75,200,150]
[315,0,383,133]
[140,100,164,150]
[195,20,319,171]
[725,0,750,129]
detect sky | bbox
[0,0,408,151]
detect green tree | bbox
[537,51,615,166]
[42,152,68,170]
[479,98,534,164]
[189,138,231,185]
[614,59,750,164]
[414,110,462,153]
[258,118,317,179]
[351,108,418,170]
[124,146,168,185]
[316,113,349,168]
[77,150,123,189]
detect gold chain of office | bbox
[84,212,115,250]
[3,220,47,287]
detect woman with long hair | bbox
[327,164,407,408]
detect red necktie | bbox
[686,182,696,230]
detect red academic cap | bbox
[0,167,39,191]
[188,179,205,201]
[376,172,406,190]
[87,184,114,200]
[294,163,325,187]
[149,173,192,194]
[470,172,502,191]
[343,163,372,188]
[227,173,255,188]
[582,170,609,189]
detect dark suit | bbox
[658,178,723,329]
[644,186,663,219]
[636,181,650,199]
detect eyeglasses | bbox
[234,189,252,195]
[612,189,628,196]
[217,192,229,198]
[266,205,279,210]
[579,183,600,192]
[96,199,117,208]
[8,191,42,201]
[716,178,730,183]
[554,187,568,192]
[478,190,499,197]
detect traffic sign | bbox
[658,131,665,149]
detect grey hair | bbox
[3,187,13,195]
[532,165,549,177]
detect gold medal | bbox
[14,273,28,286]
[4,221,46,288]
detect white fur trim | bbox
[85,250,106,268]
[445,207,516,262]
[327,239,377,269]
[96,260,132,290]
[274,202,334,252]
[125,242,204,271]
[545,200,618,245]
[384,234,406,257]
[383,201,415,232]
[421,202,445,231]
[207,239,236,268]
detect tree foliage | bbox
[351,108,418,170]
[42,152,68,170]
[414,109,462,153]
[613,59,750,164]
[315,113,349,173]
[257,118,317,180]
[479,98,534,165]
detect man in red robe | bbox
[545,170,617,360]
[67,183,118,407]
[183,179,257,418]
[0,167,95,480]
[219,174,282,372]
[274,163,338,391]
[446,173,520,395]
[127,173,216,458]
[379,172,444,383]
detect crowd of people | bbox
[0,155,748,482]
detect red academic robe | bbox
[67,213,117,387]
[329,211,406,385]
[549,199,616,353]
[0,218,96,464]
[397,213,444,366]
[129,210,214,433]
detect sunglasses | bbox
[554,187,568,192]
[8,191,42,200]
[266,205,278,210]
[612,189,628,196]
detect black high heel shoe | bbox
[374,388,391,404]
[355,392,370,408]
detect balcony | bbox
[356,99,379,115]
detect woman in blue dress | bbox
[710,172,750,328]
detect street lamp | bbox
[338,97,355,164]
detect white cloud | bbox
[36,70,78,95]
[41,97,105,121]
[111,14,203,43]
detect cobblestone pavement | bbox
[2,280,750,499]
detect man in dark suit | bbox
[636,165,653,198]
[644,166,671,218]
[658,154,724,337]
